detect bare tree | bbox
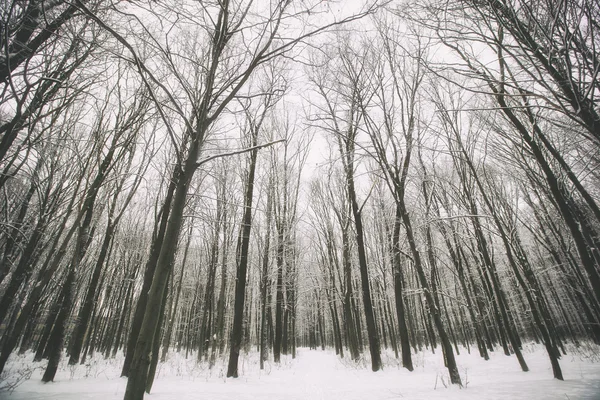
[309,37,384,372]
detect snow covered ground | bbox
[2,342,600,399]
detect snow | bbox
[2,343,600,400]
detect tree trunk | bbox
[210,209,230,367]
[274,220,286,363]
[260,185,274,369]
[121,170,178,377]
[401,204,462,385]
[41,268,74,382]
[226,143,259,378]
[160,230,189,362]
[145,274,171,393]
[124,136,198,399]
[69,220,117,365]
[346,161,382,371]
[391,204,413,370]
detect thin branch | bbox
[195,139,285,167]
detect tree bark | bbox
[260,184,274,369]
[121,169,178,377]
[226,142,259,378]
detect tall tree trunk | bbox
[33,291,62,362]
[114,262,139,358]
[69,220,117,365]
[391,204,413,370]
[345,153,382,371]
[226,142,259,378]
[145,274,171,393]
[199,210,221,360]
[401,204,462,385]
[121,169,178,377]
[124,135,199,400]
[341,227,360,361]
[274,219,286,363]
[160,229,190,362]
[210,207,230,367]
[260,184,274,369]
[41,268,74,382]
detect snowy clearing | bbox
[2,343,600,400]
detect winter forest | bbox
[1,0,600,398]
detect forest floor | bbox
[2,342,600,399]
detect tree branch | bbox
[195,139,285,168]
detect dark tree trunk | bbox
[199,212,220,360]
[69,221,117,365]
[226,143,259,378]
[346,165,382,372]
[121,169,178,377]
[210,207,230,367]
[274,221,286,363]
[145,274,171,393]
[401,204,462,385]
[329,267,344,358]
[41,268,74,383]
[444,224,489,360]
[342,228,360,361]
[391,204,413,370]
[260,185,274,369]
[114,264,138,358]
[160,230,189,362]
[124,133,198,400]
